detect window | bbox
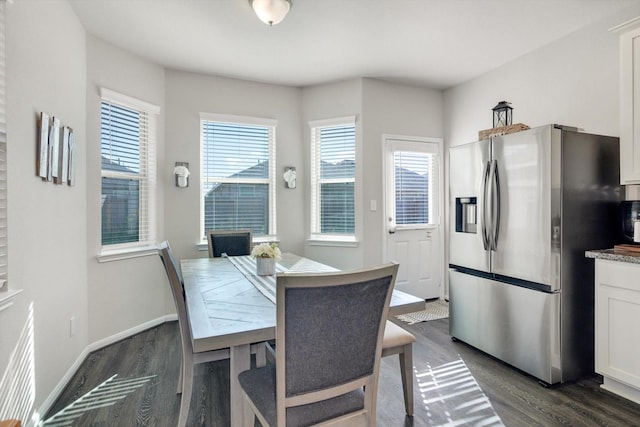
[385,138,440,232]
[200,113,276,240]
[309,117,356,240]
[100,89,159,251]
[394,150,436,226]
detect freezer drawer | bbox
[449,269,561,384]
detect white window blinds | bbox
[394,151,433,225]
[200,114,276,239]
[310,117,356,237]
[0,0,6,285]
[100,89,158,250]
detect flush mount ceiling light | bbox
[250,0,292,26]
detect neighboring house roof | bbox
[101,155,137,173]
[204,161,269,198]
[395,164,428,189]
[320,159,354,179]
[204,158,426,199]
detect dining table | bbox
[180,252,425,427]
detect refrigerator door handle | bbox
[491,159,501,251]
[482,160,491,250]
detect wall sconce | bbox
[283,166,296,189]
[174,162,190,188]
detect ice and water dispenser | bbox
[455,197,477,233]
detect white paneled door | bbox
[383,136,442,299]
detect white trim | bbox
[387,138,440,154]
[87,314,177,352]
[308,115,356,129]
[100,99,157,251]
[382,133,442,145]
[0,288,22,313]
[35,314,178,427]
[97,246,158,263]
[382,134,443,231]
[199,112,277,127]
[381,134,446,299]
[34,346,89,427]
[100,88,160,114]
[309,118,357,239]
[199,116,277,240]
[609,16,640,33]
[307,236,359,247]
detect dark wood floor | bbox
[44,318,640,426]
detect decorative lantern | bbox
[492,101,513,128]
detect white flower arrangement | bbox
[251,242,282,260]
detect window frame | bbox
[390,143,440,230]
[98,88,160,259]
[199,113,277,244]
[309,116,357,245]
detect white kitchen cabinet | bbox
[616,17,640,184]
[594,258,640,404]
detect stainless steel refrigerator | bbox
[449,124,622,385]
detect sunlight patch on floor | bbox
[416,357,504,427]
[42,374,155,426]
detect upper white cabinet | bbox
[616,17,640,184]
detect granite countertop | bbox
[585,248,640,264]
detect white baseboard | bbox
[33,347,90,426]
[33,314,178,427]
[87,314,177,353]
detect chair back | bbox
[275,263,398,425]
[206,229,252,258]
[158,241,193,353]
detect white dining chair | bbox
[157,241,266,427]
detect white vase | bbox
[256,257,275,276]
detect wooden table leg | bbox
[230,344,251,427]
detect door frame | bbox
[381,134,445,299]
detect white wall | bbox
[85,35,168,343]
[8,1,639,421]
[163,70,304,261]
[361,78,443,266]
[301,79,364,269]
[2,14,447,420]
[443,5,640,147]
[4,0,87,421]
[300,78,444,270]
[441,5,640,298]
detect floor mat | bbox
[396,299,449,324]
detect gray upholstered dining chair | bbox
[157,241,266,427]
[206,229,252,258]
[260,273,417,417]
[238,263,399,427]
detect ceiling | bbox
[69,0,640,90]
